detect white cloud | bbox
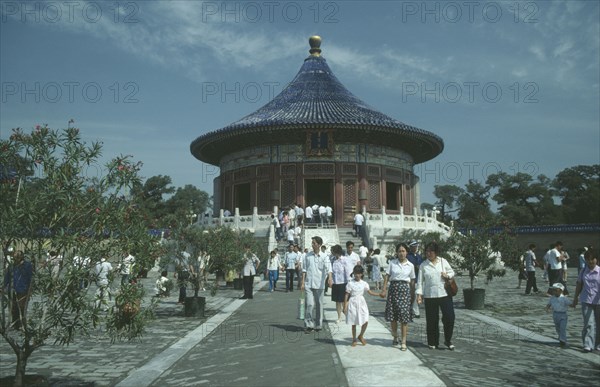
[528,45,546,62]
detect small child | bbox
[155,270,171,297]
[545,282,571,348]
[344,265,379,346]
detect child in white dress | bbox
[344,265,380,346]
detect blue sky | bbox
[1,0,599,208]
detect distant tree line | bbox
[421,165,599,227]
[130,175,210,229]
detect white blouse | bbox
[242,253,259,276]
[267,254,281,271]
[386,258,415,282]
[332,257,348,284]
[416,257,455,298]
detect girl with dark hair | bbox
[380,242,415,351]
[416,241,456,350]
[344,265,379,346]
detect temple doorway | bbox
[386,182,402,211]
[305,179,334,208]
[234,183,251,214]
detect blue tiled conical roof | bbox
[191,38,443,165]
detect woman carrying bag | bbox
[416,241,456,350]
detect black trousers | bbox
[525,270,538,294]
[11,292,29,329]
[286,269,295,291]
[424,296,455,347]
[243,275,254,299]
[548,269,567,293]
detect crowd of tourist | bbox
[244,235,598,354]
[2,233,597,353]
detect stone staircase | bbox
[337,226,360,248]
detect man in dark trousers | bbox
[3,250,34,330]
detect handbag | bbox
[441,258,458,297]
[298,290,305,320]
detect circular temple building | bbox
[190,36,444,226]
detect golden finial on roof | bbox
[309,35,322,56]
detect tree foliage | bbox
[553,165,600,224]
[0,125,160,386]
[131,177,209,229]
[448,219,520,289]
[163,185,210,227]
[422,165,598,227]
[131,175,175,227]
[432,185,463,223]
[486,172,563,225]
[456,180,495,226]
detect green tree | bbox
[164,185,210,226]
[449,219,520,289]
[486,172,563,225]
[160,226,265,296]
[0,125,158,386]
[433,185,464,223]
[456,180,495,226]
[131,175,175,227]
[553,165,600,224]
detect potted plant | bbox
[449,220,517,309]
[107,280,155,339]
[203,227,264,294]
[184,270,206,317]
[161,226,205,316]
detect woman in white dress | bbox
[371,249,383,290]
[344,265,379,346]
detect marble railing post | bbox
[252,207,259,229]
[400,206,405,228]
[234,208,240,228]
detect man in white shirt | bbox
[547,241,568,295]
[343,241,361,282]
[318,205,327,227]
[325,205,333,225]
[524,243,539,295]
[284,245,299,292]
[305,205,313,224]
[287,227,295,245]
[95,257,113,311]
[288,206,296,228]
[354,212,364,238]
[301,236,332,333]
[295,204,304,225]
[119,251,136,286]
[358,244,369,265]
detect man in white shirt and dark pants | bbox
[354,212,364,238]
[547,241,567,295]
[301,236,332,333]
